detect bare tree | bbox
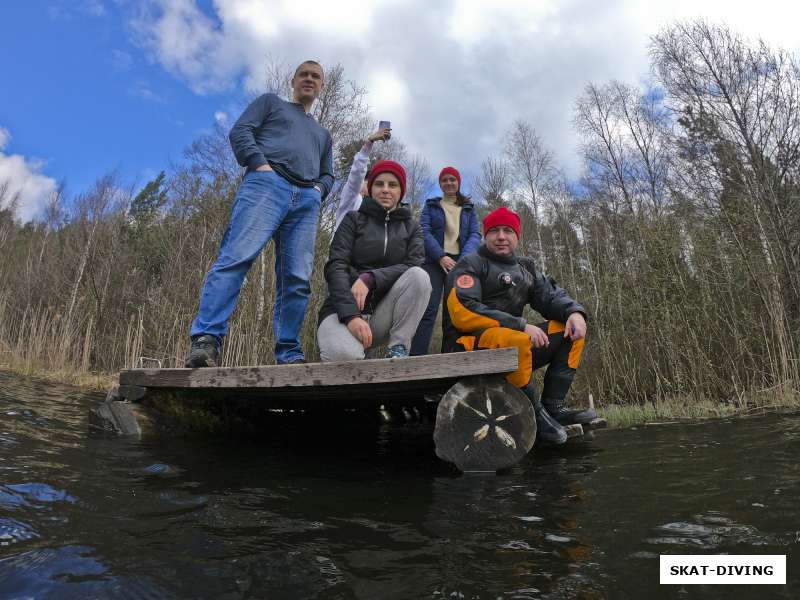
[311,63,372,148]
[611,82,672,216]
[182,123,241,185]
[404,153,433,208]
[574,80,674,226]
[503,120,557,271]
[263,55,293,97]
[574,83,636,215]
[473,156,512,209]
[0,180,21,215]
[370,137,408,164]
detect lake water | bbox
[1,370,797,599]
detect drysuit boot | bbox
[542,397,597,426]
[521,381,567,445]
[184,334,220,368]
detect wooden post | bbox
[433,375,536,472]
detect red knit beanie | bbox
[438,166,461,188]
[483,207,521,238]
[368,160,406,200]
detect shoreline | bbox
[0,361,116,392]
[2,362,797,429]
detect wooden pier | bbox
[90,348,605,472]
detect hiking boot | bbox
[521,381,567,445]
[184,335,220,368]
[542,397,597,426]
[387,345,409,358]
[534,404,568,445]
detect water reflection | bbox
[420,448,602,599]
[1,370,799,599]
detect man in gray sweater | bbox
[186,60,334,367]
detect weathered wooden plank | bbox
[138,378,465,408]
[119,348,518,390]
[118,384,148,402]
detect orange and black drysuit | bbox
[444,245,587,401]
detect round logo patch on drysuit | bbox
[456,274,475,289]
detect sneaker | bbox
[277,357,305,365]
[184,334,220,368]
[387,344,409,358]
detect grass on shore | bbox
[0,358,116,392]
[597,385,800,428]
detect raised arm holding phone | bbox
[334,121,391,232]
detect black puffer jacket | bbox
[443,244,587,351]
[319,197,425,324]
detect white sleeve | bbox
[334,141,372,232]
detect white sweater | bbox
[333,140,373,232]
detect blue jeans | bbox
[190,170,320,363]
[410,260,452,355]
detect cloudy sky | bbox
[2,0,799,221]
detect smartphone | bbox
[378,120,391,130]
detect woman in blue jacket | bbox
[410,166,481,355]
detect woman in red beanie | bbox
[317,160,431,361]
[410,166,481,355]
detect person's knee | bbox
[318,338,365,362]
[405,266,432,293]
[212,251,256,272]
[496,330,533,387]
[324,348,365,362]
[512,330,531,349]
[498,329,531,351]
[478,327,525,348]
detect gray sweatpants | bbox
[318,266,432,362]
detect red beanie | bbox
[438,166,461,188]
[483,207,521,238]
[368,160,406,200]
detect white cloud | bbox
[368,71,410,125]
[132,0,800,181]
[132,0,242,94]
[214,111,229,125]
[0,128,58,222]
